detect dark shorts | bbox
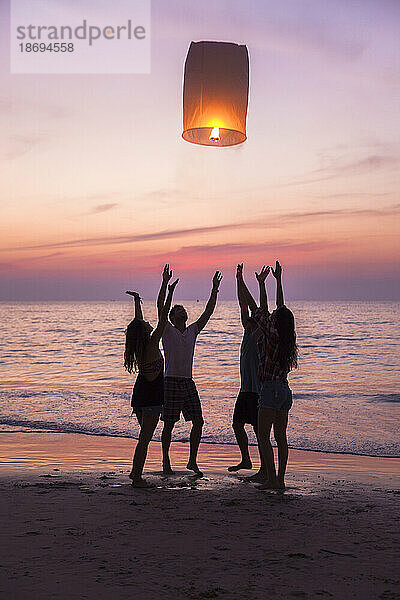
[161,377,203,423]
[232,391,259,427]
[131,371,164,411]
[134,405,163,424]
[259,380,293,411]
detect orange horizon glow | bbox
[0,1,399,300]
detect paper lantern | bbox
[182,41,249,147]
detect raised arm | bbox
[125,291,143,320]
[157,264,172,317]
[236,264,250,327]
[196,271,223,332]
[255,265,270,312]
[271,260,284,307]
[237,264,257,314]
[151,279,179,343]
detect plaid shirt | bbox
[248,308,288,383]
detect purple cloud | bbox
[86,203,118,215]
[279,154,398,187]
[4,202,399,254]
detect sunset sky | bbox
[1,0,399,300]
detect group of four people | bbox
[124,262,297,489]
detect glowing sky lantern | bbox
[182,41,249,147]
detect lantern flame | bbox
[209,126,220,142]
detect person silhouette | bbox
[157,265,223,476]
[124,275,178,487]
[228,264,268,482]
[243,261,298,490]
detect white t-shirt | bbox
[162,321,199,378]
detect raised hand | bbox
[236,263,243,279]
[271,261,282,279]
[168,278,179,292]
[126,291,141,300]
[162,264,173,283]
[212,271,223,291]
[255,265,270,282]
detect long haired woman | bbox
[238,261,298,489]
[255,261,297,489]
[124,271,178,487]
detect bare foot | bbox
[162,459,174,475]
[257,479,285,491]
[245,472,268,483]
[227,460,252,472]
[131,478,155,489]
[186,460,203,476]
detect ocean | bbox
[0,300,399,457]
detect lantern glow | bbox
[182,41,249,147]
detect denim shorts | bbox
[259,380,293,411]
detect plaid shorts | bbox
[161,377,203,423]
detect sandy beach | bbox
[1,432,399,600]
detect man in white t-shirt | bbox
[157,265,222,476]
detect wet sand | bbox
[1,432,399,599]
